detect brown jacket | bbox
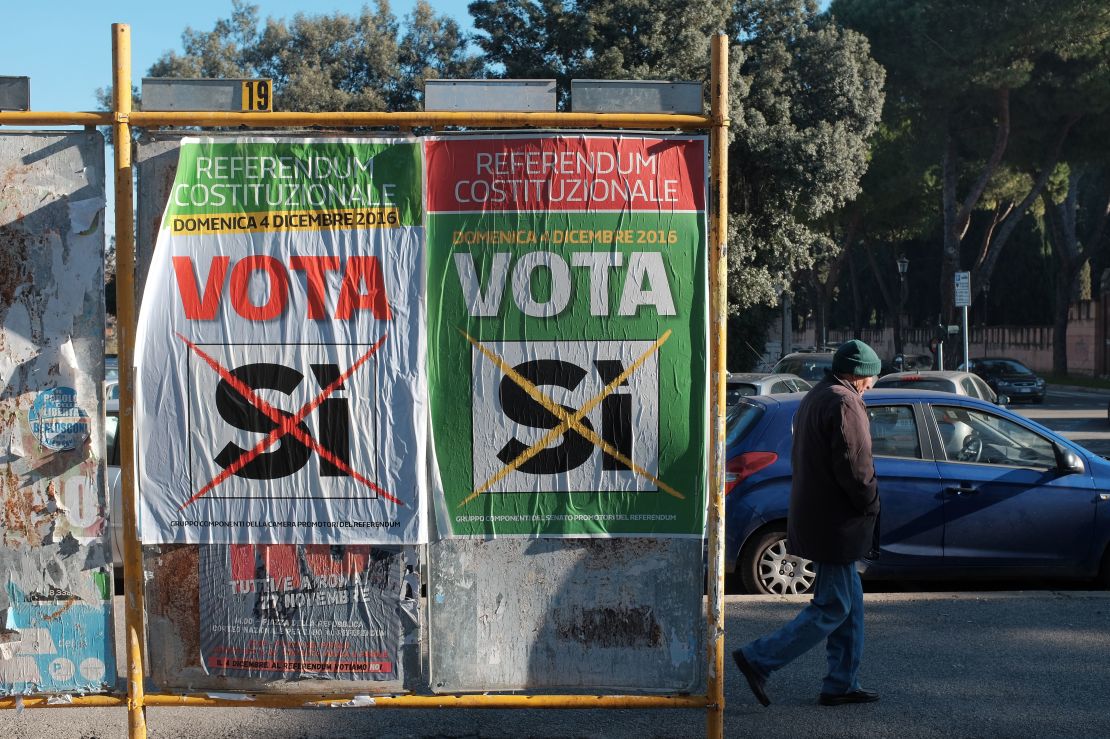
[786,374,880,564]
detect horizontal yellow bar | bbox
[0,695,126,708]
[142,693,710,709]
[0,692,707,710]
[0,112,113,126]
[128,110,710,129]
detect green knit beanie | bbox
[831,339,881,377]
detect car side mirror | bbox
[1054,444,1085,475]
[996,394,1009,406]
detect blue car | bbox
[726,389,1110,594]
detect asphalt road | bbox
[1015,384,1110,457]
[2,591,1108,738]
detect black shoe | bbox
[818,688,880,706]
[732,649,770,707]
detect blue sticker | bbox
[28,387,89,451]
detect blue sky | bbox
[1,1,474,112]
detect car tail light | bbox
[725,451,778,495]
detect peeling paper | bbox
[205,692,256,702]
[323,694,376,708]
[46,694,73,705]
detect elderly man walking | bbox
[733,339,883,707]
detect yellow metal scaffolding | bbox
[0,24,730,739]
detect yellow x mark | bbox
[458,330,682,507]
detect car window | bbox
[931,405,1056,468]
[971,376,997,402]
[726,383,758,406]
[770,381,791,394]
[875,378,953,394]
[867,405,920,459]
[726,402,765,446]
[792,378,812,392]
[105,412,120,467]
[772,357,831,381]
[959,377,980,398]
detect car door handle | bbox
[945,485,979,496]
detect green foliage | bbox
[114,0,479,113]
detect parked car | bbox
[874,370,1003,404]
[726,373,811,410]
[725,389,1109,595]
[880,353,934,375]
[105,397,124,570]
[963,357,1046,403]
[770,352,835,382]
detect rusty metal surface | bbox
[428,538,705,693]
[0,131,113,694]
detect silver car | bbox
[727,372,811,409]
[874,370,1004,404]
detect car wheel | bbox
[739,527,816,595]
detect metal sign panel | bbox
[0,77,30,111]
[428,538,705,692]
[134,136,427,546]
[571,80,703,114]
[425,133,709,538]
[141,78,273,112]
[954,271,971,307]
[424,80,556,112]
[145,543,420,692]
[0,131,114,694]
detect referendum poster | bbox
[426,134,708,537]
[198,544,406,681]
[0,132,115,693]
[136,137,426,545]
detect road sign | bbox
[954,271,971,307]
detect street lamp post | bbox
[896,256,909,358]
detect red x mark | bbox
[176,333,401,509]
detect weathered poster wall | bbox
[135,136,427,545]
[145,544,419,692]
[0,132,115,694]
[425,134,708,537]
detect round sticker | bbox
[49,657,76,683]
[79,657,106,683]
[29,387,89,451]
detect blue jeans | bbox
[741,562,865,695]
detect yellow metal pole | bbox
[112,22,148,739]
[0,112,114,127]
[128,110,710,130]
[706,32,730,739]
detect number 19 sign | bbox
[425,134,708,537]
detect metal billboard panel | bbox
[428,538,705,692]
[0,131,114,694]
[0,77,30,111]
[571,80,703,114]
[141,78,273,112]
[424,80,556,112]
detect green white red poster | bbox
[135,137,426,545]
[425,134,708,537]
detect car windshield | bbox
[772,356,831,381]
[981,359,1033,374]
[876,378,954,393]
[726,383,758,406]
[726,402,765,446]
